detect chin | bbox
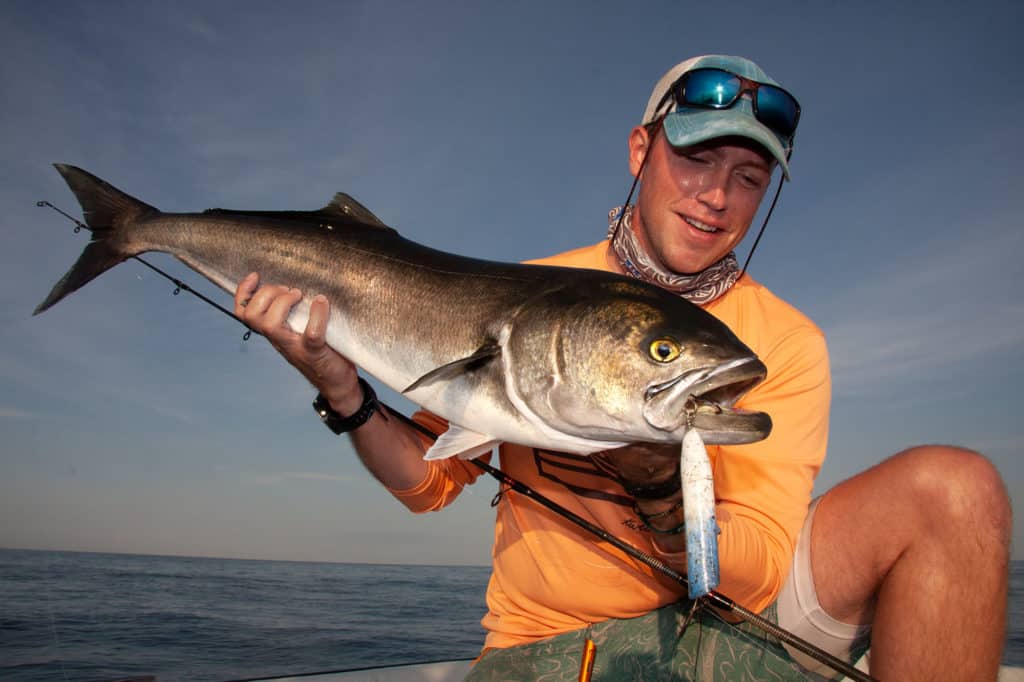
[666,256,713,276]
[651,237,721,275]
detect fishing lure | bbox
[681,426,719,599]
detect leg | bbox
[811,446,1010,681]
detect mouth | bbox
[643,357,772,444]
[684,216,725,235]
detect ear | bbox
[628,125,651,178]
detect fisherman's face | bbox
[627,128,775,276]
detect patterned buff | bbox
[607,205,739,305]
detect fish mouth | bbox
[643,357,772,444]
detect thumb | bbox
[302,295,330,352]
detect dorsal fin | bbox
[321,193,387,227]
[203,193,391,230]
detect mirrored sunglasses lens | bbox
[755,86,799,137]
[681,70,740,107]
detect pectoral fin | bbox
[423,425,500,461]
[402,343,501,393]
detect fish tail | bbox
[34,164,158,314]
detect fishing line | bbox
[39,199,874,682]
[737,172,784,281]
[608,120,658,243]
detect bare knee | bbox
[892,445,1010,544]
[812,446,1010,625]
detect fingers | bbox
[301,294,357,390]
[244,282,289,320]
[234,272,260,316]
[231,275,358,399]
[265,287,303,330]
[235,273,304,344]
[303,295,329,350]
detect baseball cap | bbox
[642,55,796,179]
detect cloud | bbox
[0,407,36,419]
[827,303,1024,395]
[821,219,1024,396]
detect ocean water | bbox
[1,549,1022,682]
[0,549,490,682]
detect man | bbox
[235,55,1010,680]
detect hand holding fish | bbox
[234,272,362,413]
[233,271,432,490]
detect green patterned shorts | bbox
[466,601,858,681]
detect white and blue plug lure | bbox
[681,427,720,599]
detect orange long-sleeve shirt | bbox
[388,240,830,650]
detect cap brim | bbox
[662,109,791,180]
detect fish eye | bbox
[649,338,681,363]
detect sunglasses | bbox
[658,67,801,144]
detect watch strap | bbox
[313,378,380,434]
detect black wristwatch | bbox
[312,377,381,434]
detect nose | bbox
[696,178,728,212]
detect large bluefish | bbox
[36,164,772,462]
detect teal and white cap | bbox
[642,55,794,179]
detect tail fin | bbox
[34,164,158,314]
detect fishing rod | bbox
[36,201,258,341]
[39,200,875,682]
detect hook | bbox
[679,596,705,636]
[684,395,698,429]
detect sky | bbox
[1,0,1022,566]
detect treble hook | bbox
[679,595,706,636]
[684,395,698,429]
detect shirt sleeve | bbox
[711,326,831,612]
[384,410,489,513]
